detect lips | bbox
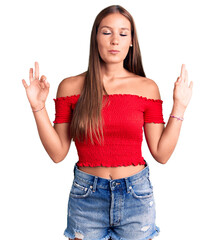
[108,50,120,53]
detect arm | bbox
[22,62,72,163]
[32,104,71,163]
[144,64,193,164]
[144,103,185,164]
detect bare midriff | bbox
[78,164,146,180]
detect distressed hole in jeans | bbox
[141,225,150,232]
[74,231,84,239]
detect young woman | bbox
[22,5,193,240]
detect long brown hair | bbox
[70,5,146,145]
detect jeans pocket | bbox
[70,178,92,199]
[129,176,153,199]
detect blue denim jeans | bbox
[64,161,160,240]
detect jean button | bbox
[112,182,116,187]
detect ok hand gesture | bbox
[173,64,193,110]
[22,62,50,111]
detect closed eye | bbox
[102,33,127,36]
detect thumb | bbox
[189,81,193,89]
[175,77,181,85]
[45,80,50,88]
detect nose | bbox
[110,34,119,45]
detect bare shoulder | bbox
[56,72,86,98]
[137,76,161,100]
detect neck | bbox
[100,62,128,82]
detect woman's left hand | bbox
[173,64,193,109]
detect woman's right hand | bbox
[22,62,50,111]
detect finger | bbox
[42,75,49,87]
[35,61,39,80]
[189,81,193,89]
[185,68,188,84]
[29,68,33,82]
[180,64,185,81]
[22,79,28,89]
[40,75,46,82]
[45,80,50,88]
[175,77,180,85]
[177,76,183,84]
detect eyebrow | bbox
[100,26,130,31]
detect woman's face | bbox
[97,13,132,64]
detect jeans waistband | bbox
[73,161,150,193]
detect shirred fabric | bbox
[53,95,80,123]
[53,94,165,167]
[144,99,166,124]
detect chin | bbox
[103,57,125,64]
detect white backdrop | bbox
[1,0,214,239]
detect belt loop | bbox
[124,177,131,193]
[92,176,98,192]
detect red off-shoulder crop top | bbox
[53,94,165,167]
